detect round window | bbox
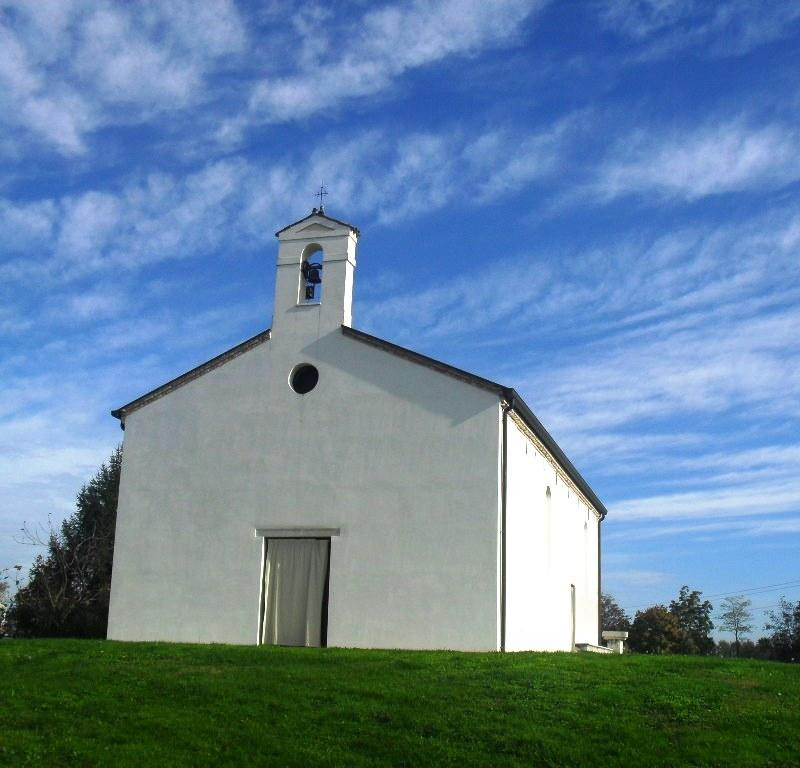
[290,364,319,394]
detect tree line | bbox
[602,589,800,662]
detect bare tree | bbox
[0,570,9,630]
[10,447,121,637]
[15,516,110,633]
[719,596,753,656]
[0,565,24,635]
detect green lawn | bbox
[1,640,798,767]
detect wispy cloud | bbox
[594,119,800,201]
[233,0,543,135]
[536,304,800,437]
[0,0,546,157]
[0,0,246,155]
[605,516,800,545]
[0,197,57,252]
[0,159,262,290]
[604,568,671,587]
[21,110,799,309]
[361,204,800,360]
[597,0,800,58]
[611,482,800,523]
[0,117,581,298]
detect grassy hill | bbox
[1,640,798,767]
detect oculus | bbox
[290,364,319,394]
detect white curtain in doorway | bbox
[262,538,328,647]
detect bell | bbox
[302,261,323,284]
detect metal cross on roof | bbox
[315,183,328,212]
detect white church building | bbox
[107,209,607,652]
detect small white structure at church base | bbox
[107,209,608,652]
[602,630,629,654]
[575,642,613,654]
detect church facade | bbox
[107,210,607,651]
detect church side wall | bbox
[107,329,501,650]
[504,417,600,651]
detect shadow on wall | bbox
[302,330,495,428]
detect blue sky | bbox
[2,0,799,636]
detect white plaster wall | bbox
[504,419,599,651]
[107,328,501,650]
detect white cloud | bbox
[604,568,670,586]
[0,14,95,154]
[611,481,800,523]
[467,116,579,202]
[0,378,120,571]
[0,0,547,155]
[0,198,57,252]
[0,118,580,293]
[0,0,247,155]
[240,0,543,128]
[301,118,579,225]
[56,191,122,264]
[671,445,800,475]
[66,288,125,321]
[537,305,800,436]
[598,0,800,57]
[361,204,800,371]
[605,516,800,544]
[595,120,800,201]
[0,159,263,289]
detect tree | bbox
[628,605,685,654]
[10,447,121,637]
[718,596,753,656]
[669,585,714,654]
[601,592,631,631]
[754,636,775,660]
[0,570,9,632]
[764,597,800,662]
[715,639,732,657]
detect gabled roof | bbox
[275,209,360,237]
[342,326,607,519]
[110,329,271,420]
[110,323,606,519]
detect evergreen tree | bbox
[11,447,121,637]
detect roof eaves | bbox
[505,390,608,520]
[341,325,505,396]
[111,329,271,421]
[342,324,607,520]
[275,210,360,237]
